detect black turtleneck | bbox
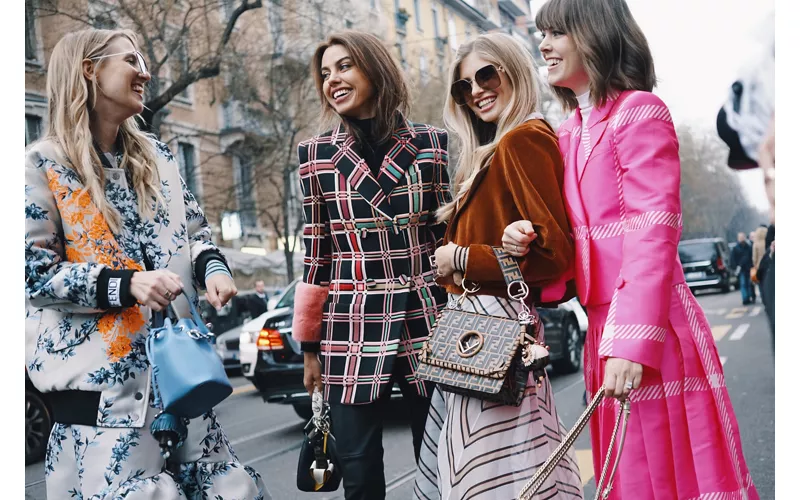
[350,117,392,178]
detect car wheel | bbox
[292,403,313,422]
[552,316,582,375]
[26,390,52,465]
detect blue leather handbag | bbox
[145,290,232,419]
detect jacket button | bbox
[134,392,144,401]
[615,276,625,289]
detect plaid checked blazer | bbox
[297,118,450,404]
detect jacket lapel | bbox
[560,114,588,227]
[577,92,631,183]
[375,118,419,197]
[329,123,395,220]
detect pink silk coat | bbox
[559,90,759,499]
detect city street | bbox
[24,290,774,500]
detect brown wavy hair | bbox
[311,31,410,144]
[534,0,656,111]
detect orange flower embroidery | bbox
[47,169,145,362]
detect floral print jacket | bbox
[25,138,221,428]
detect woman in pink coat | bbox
[502,0,759,498]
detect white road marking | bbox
[720,356,728,366]
[749,306,762,317]
[712,325,732,341]
[729,324,750,341]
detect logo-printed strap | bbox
[491,247,542,305]
[492,247,525,287]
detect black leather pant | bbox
[329,372,431,500]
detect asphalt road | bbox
[24,289,774,499]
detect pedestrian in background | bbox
[24,29,268,499]
[412,32,582,500]
[731,232,755,305]
[504,0,759,497]
[290,31,451,500]
[245,279,270,317]
[752,225,768,302]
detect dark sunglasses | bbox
[450,64,503,106]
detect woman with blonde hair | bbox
[25,28,268,499]
[412,32,582,499]
[503,0,759,497]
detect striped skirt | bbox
[413,294,583,500]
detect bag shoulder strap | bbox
[491,247,543,304]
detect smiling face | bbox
[87,37,151,123]
[320,44,375,120]
[538,29,590,95]
[457,52,510,124]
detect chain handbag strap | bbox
[517,387,631,500]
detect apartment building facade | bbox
[25,0,541,262]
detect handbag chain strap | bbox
[517,387,631,500]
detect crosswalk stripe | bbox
[712,325,732,341]
[725,311,745,319]
[749,306,762,317]
[720,356,728,366]
[575,449,595,486]
[729,323,750,341]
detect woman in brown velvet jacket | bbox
[411,33,582,499]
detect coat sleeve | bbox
[25,155,106,314]
[292,143,331,344]
[599,92,682,369]
[464,126,574,288]
[426,130,451,246]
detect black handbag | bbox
[417,247,551,406]
[296,389,342,492]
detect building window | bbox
[396,34,407,70]
[370,0,376,9]
[89,0,118,30]
[25,0,38,62]
[233,154,257,229]
[448,13,458,51]
[177,142,200,202]
[345,19,353,29]
[268,1,284,57]
[432,3,440,38]
[171,38,192,102]
[25,115,42,146]
[413,0,422,31]
[419,50,429,85]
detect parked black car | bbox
[25,370,53,465]
[247,294,588,421]
[679,238,735,294]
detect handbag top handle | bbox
[150,289,209,334]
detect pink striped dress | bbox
[561,90,759,499]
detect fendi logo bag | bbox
[416,248,550,406]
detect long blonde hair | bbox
[437,33,542,222]
[46,28,162,233]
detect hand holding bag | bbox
[146,291,232,458]
[296,388,343,492]
[518,388,631,500]
[416,247,551,406]
[145,290,233,419]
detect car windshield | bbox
[274,281,297,309]
[678,243,717,263]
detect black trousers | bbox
[329,371,431,500]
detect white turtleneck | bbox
[577,90,592,133]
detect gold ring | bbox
[164,291,173,300]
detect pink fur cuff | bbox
[291,282,329,342]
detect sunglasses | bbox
[450,64,503,106]
[90,50,149,76]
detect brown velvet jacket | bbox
[443,118,575,302]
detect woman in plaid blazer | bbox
[291,31,450,500]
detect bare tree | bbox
[36,0,263,135]
[676,124,766,240]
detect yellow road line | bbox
[725,311,745,319]
[231,384,257,396]
[712,325,732,341]
[575,449,595,486]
